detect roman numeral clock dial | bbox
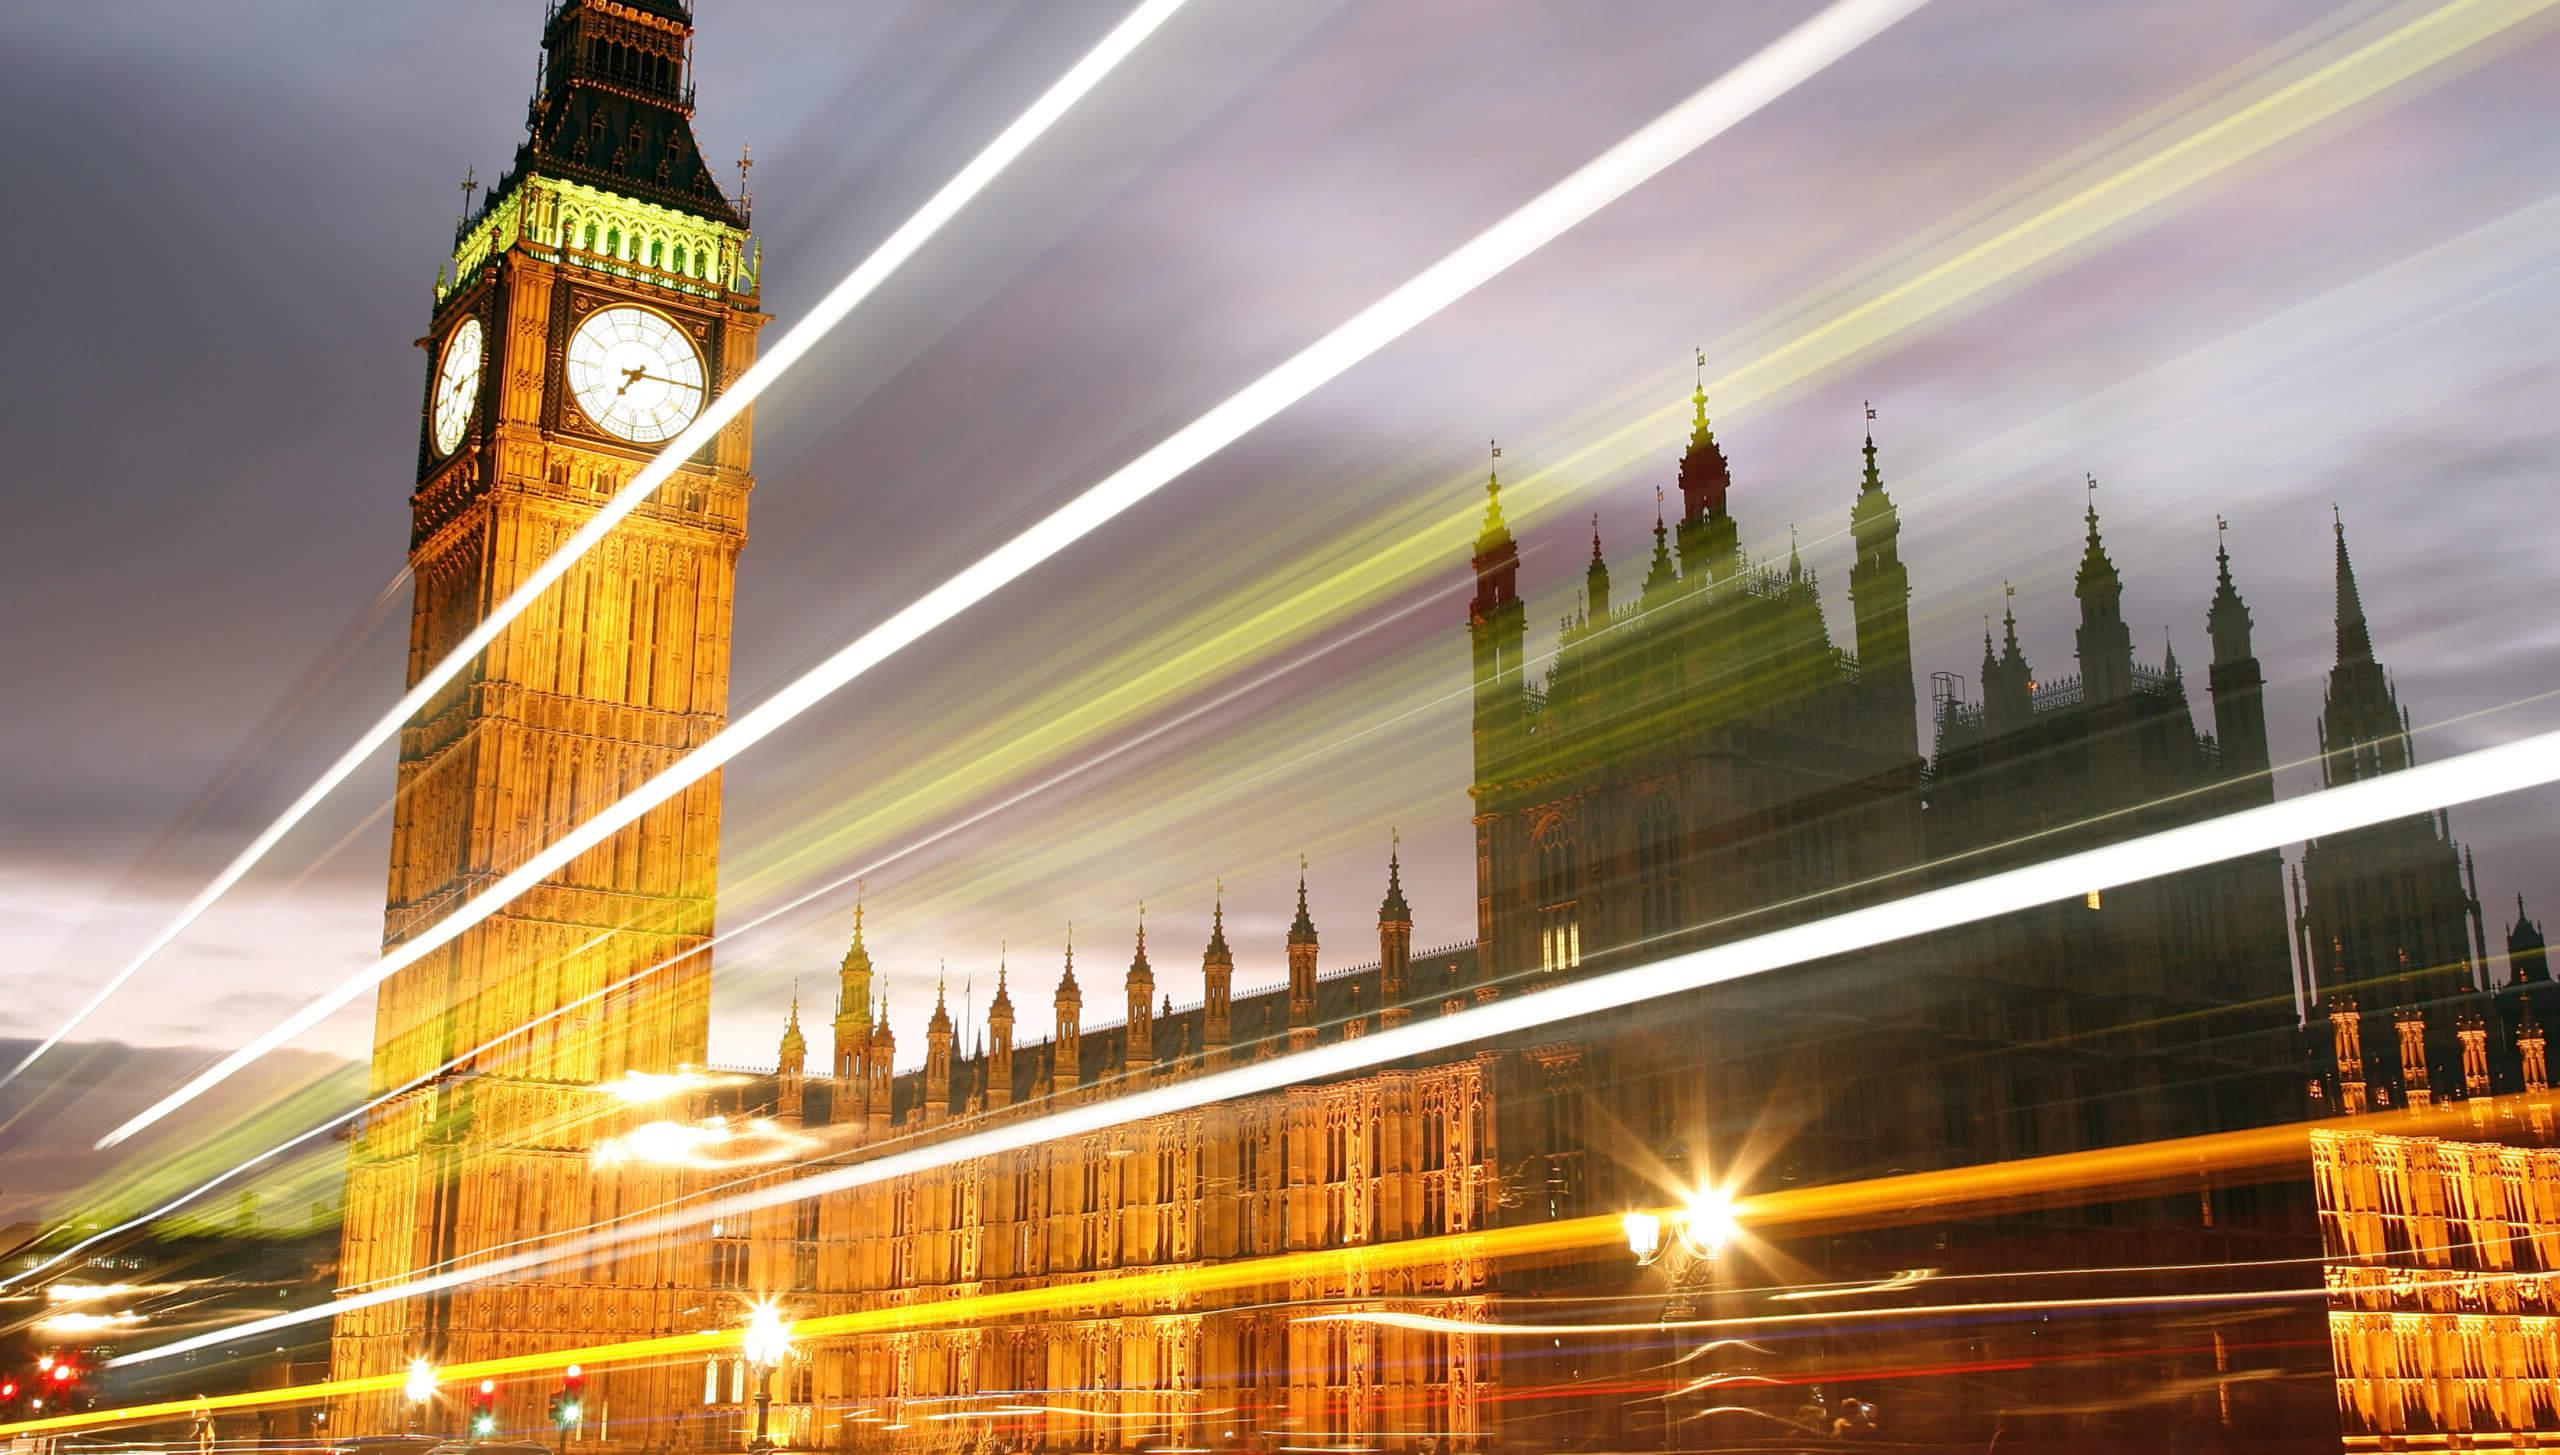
[428,316,484,457]
[566,304,706,445]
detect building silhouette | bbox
[333,6,2560,1451]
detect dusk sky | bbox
[5,0,2558,1201]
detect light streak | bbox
[29,1089,2560,1438]
[1767,1268,1935,1301]
[97,0,1932,1150]
[6,0,1195,1093]
[1303,1287,2322,1339]
[709,0,2560,922]
[43,0,2538,1278]
[99,724,2560,1372]
[6,578,1451,1295]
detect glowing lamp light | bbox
[743,1300,793,1371]
[35,1356,53,1373]
[1621,1211,1665,1264]
[404,1359,435,1406]
[474,1415,496,1437]
[1679,1185,1738,1259]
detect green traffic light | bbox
[559,1402,581,1425]
[474,1416,495,1436]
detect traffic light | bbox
[555,1364,584,1427]
[469,1377,498,1437]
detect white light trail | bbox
[4,582,1453,1292]
[6,0,1195,1092]
[109,725,2560,1368]
[96,0,1933,1150]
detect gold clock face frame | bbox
[565,305,707,445]
[429,317,485,457]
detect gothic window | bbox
[1535,824,1582,972]
[792,1200,819,1291]
[605,227,621,258]
[672,244,689,276]
[709,1224,748,1291]
[1638,795,1680,943]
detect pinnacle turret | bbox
[1289,858,1319,946]
[1675,353,1737,575]
[1379,833,1412,924]
[778,987,806,1068]
[1585,515,1611,621]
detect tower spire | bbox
[1859,400,1883,494]
[1675,350,1737,577]
[1478,439,1508,544]
[2333,506,2374,665]
[1290,853,1318,945]
[2073,474,2133,704]
[1380,828,1411,923]
[1690,347,1714,449]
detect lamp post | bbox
[742,1301,792,1455]
[1627,1184,1737,1453]
[404,1359,436,1435]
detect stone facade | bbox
[336,8,2560,1451]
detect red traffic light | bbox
[48,1364,76,1384]
[562,1364,584,1391]
[2,1381,17,1399]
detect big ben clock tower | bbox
[333,0,764,1435]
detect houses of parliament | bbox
[333,3,2560,1451]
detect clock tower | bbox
[332,0,765,1434]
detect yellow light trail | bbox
[27,1089,2551,1440]
[5,0,1198,1092]
[708,0,2560,925]
[35,0,2548,1347]
[99,722,2560,1371]
[315,0,2560,1102]
[96,0,1934,1151]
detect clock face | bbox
[429,317,485,457]
[565,305,707,444]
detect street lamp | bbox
[742,1300,792,1455]
[1625,1183,1738,1268]
[404,1359,436,1434]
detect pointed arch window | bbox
[1638,795,1681,942]
[1534,823,1581,972]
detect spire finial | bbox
[1136,900,1147,955]
[2085,472,2100,533]
[1859,402,1884,495]
[852,878,866,943]
[1690,349,1712,444]
[1591,512,1604,563]
[735,143,754,219]
[1479,439,1508,539]
[457,164,479,230]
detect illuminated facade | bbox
[333,0,765,1437]
[333,8,2560,1453]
